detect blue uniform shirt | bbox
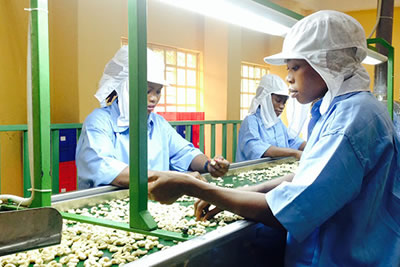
[236,108,304,162]
[266,92,400,266]
[76,100,202,189]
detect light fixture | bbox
[158,0,298,36]
[159,0,388,65]
[363,49,388,65]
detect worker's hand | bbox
[187,171,208,183]
[194,199,222,221]
[207,155,230,178]
[148,171,190,204]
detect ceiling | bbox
[273,0,400,12]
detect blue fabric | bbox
[236,108,304,162]
[76,100,202,188]
[307,99,322,139]
[266,91,400,266]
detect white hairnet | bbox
[94,46,167,127]
[248,74,289,129]
[264,10,370,115]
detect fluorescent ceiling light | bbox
[363,49,388,65]
[159,0,387,64]
[158,0,297,36]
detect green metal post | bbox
[211,124,216,158]
[23,131,31,197]
[128,0,157,230]
[367,38,394,119]
[232,123,238,162]
[30,0,52,207]
[51,130,59,194]
[185,125,191,141]
[222,124,227,158]
[199,125,205,153]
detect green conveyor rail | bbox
[60,212,191,242]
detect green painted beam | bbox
[185,125,191,141]
[170,120,241,126]
[23,131,31,198]
[222,124,227,158]
[51,130,59,195]
[60,212,191,242]
[0,125,28,132]
[30,0,52,207]
[128,0,157,230]
[232,123,238,162]
[367,38,394,119]
[211,124,216,158]
[199,124,205,153]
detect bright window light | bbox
[363,49,388,65]
[160,0,388,64]
[159,0,297,36]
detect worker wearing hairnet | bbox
[76,46,229,189]
[147,10,400,266]
[236,74,306,162]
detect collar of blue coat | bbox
[109,100,155,135]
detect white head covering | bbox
[264,10,370,115]
[248,74,289,129]
[94,46,167,127]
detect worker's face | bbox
[286,59,327,104]
[271,94,288,117]
[147,82,163,115]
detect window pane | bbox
[187,88,196,104]
[187,53,196,68]
[166,86,176,104]
[249,80,255,94]
[152,48,164,60]
[242,79,248,93]
[177,52,185,67]
[248,66,254,78]
[187,70,196,86]
[166,50,176,65]
[248,94,254,107]
[177,87,186,104]
[166,105,176,112]
[255,67,261,78]
[242,65,248,77]
[166,96,176,104]
[155,106,165,113]
[243,94,248,109]
[166,86,176,96]
[187,106,196,112]
[177,106,186,112]
[158,91,165,104]
[177,68,186,86]
[241,94,245,108]
[166,66,176,85]
[240,109,245,120]
[249,81,257,94]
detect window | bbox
[240,62,269,119]
[120,38,202,113]
[149,44,201,113]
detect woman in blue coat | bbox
[236,74,306,162]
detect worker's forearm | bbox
[183,178,285,229]
[263,145,302,159]
[111,167,129,188]
[189,154,208,173]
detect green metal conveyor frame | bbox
[1,0,395,247]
